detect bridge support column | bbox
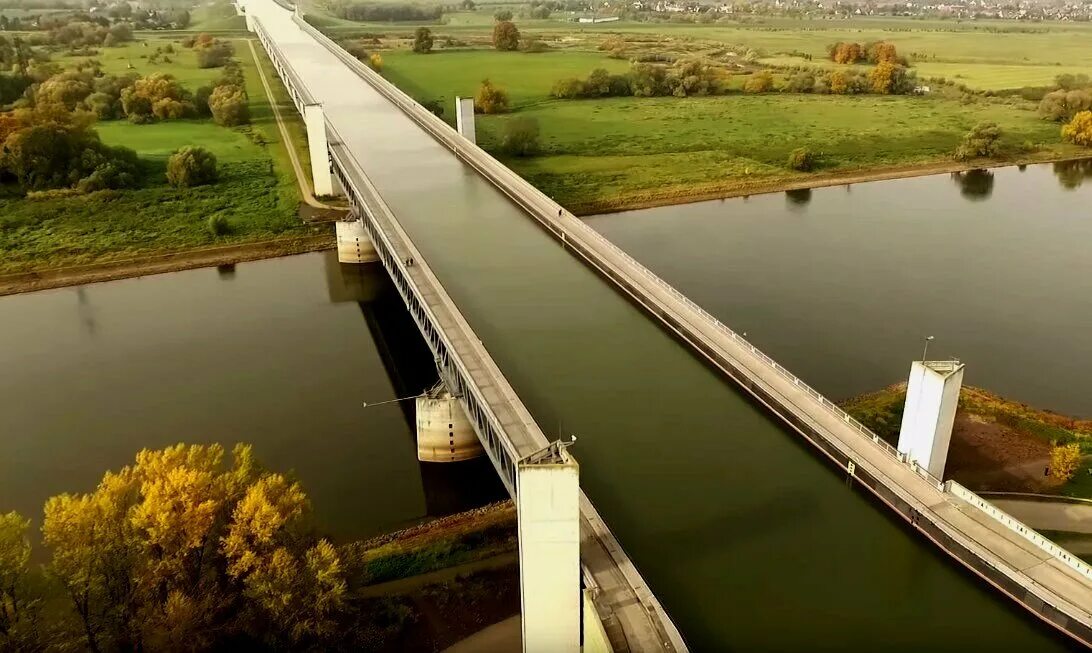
[415,384,484,462]
[335,219,378,264]
[897,360,965,479]
[304,103,335,197]
[518,442,580,653]
[455,97,476,144]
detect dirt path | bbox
[0,234,334,297]
[443,615,521,653]
[248,38,337,210]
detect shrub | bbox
[956,122,1003,160]
[166,146,218,188]
[195,40,234,69]
[208,85,249,126]
[494,9,513,20]
[413,27,433,54]
[500,117,539,156]
[1061,110,1092,146]
[743,70,773,93]
[368,53,383,72]
[550,77,585,99]
[787,147,815,171]
[474,79,508,114]
[492,20,519,51]
[208,214,230,236]
[1049,442,1082,482]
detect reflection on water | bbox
[0,252,501,544]
[1054,158,1092,190]
[951,168,995,200]
[784,188,812,207]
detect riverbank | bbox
[0,231,334,297]
[564,152,1092,216]
[339,501,520,651]
[841,384,1092,497]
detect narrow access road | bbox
[247,38,336,210]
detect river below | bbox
[587,160,1092,417]
[0,251,503,544]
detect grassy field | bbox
[377,45,1085,212]
[62,39,227,88]
[0,37,313,273]
[382,49,628,110]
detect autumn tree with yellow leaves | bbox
[36,443,346,651]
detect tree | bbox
[0,512,31,640]
[492,20,519,51]
[1062,110,1092,146]
[367,52,383,72]
[869,61,913,95]
[867,41,898,64]
[500,117,539,156]
[743,70,773,93]
[494,8,513,20]
[1038,89,1092,122]
[1049,443,1082,482]
[787,147,815,171]
[956,122,1002,160]
[120,73,194,122]
[1,123,139,192]
[195,39,234,69]
[413,27,433,54]
[167,146,218,188]
[784,71,815,93]
[207,84,249,126]
[40,444,345,651]
[828,70,849,95]
[473,78,508,114]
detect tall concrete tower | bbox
[897,360,965,479]
[517,441,580,653]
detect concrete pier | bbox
[335,219,378,264]
[898,360,965,479]
[304,103,334,197]
[455,97,476,144]
[416,384,484,462]
[518,442,580,653]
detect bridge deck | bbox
[246,1,1091,649]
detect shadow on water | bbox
[323,252,507,518]
[1053,158,1092,190]
[951,168,995,201]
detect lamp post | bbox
[921,335,935,363]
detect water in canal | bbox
[0,252,504,546]
[585,161,1092,418]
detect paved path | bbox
[990,498,1092,535]
[246,38,334,210]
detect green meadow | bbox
[0,37,313,273]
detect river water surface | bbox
[0,252,502,544]
[587,160,1092,416]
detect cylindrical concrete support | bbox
[416,386,483,462]
[335,219,378,264]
